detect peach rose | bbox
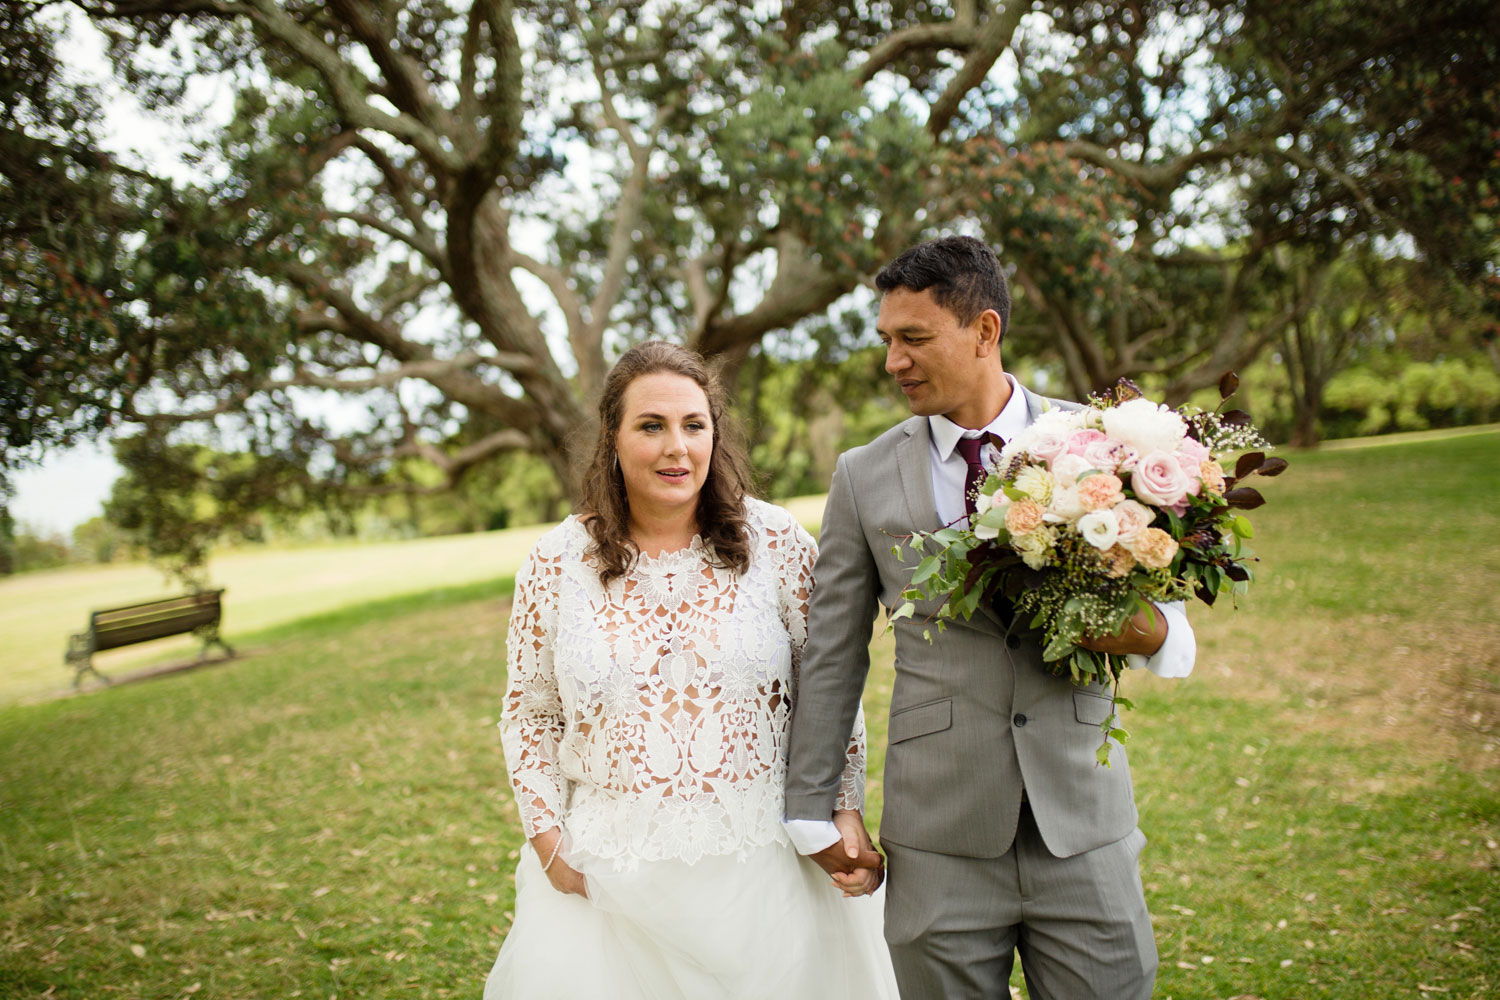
[1077,473,1125,512]
[1200,459,1226,495]
[1129,527,1179,570]
[1102,544,1137,578]
[1005,498,1046,535]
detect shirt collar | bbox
[928,374,1030,461]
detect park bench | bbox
[64,589,235,688]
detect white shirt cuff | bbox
[1126,600,1196,679]
[782,818,841,855]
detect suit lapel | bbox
[895,417,943,534]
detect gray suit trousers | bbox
[882,804,1157,1000]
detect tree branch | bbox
[855,10,978,86]
[240,0,463,172]
[926,2,1025,137]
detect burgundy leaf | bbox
[1223,486,1266,509]
[1220,409,1252,428]
[1224,563,1250,582]
[1234,451,1266,479]
[1218,371,1240,400]
[1257,457,1289,477]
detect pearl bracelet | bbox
[541,836,563,872]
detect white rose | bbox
[1029,407,1089,436]
[1112,499,1154,540]
[1101,398,1188,456]
[1050,453,1093,483]
[1076,509,1121,550]
[1047,483,1087,522]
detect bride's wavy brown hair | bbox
[578,341,757,586]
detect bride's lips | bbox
[655,467,691,481]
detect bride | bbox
[484,341,898,998]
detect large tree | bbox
[3,1,1495,568]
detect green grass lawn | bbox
[1,437,1496,999]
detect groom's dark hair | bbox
[875,235,1011,340]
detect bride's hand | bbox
[829,809,883,898]
[531,828,589,898]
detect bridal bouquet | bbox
[893,374,1285,764]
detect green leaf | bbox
[1113,696,1136,712]
[910,555,941,585]
[1096,743,1113,768]
[1231,515,1254,539]
[889,601,915,623]
[977,505,1008,531]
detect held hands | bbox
[531,827,588,899]
[1078,604,1168,658]
[810,809,884,898]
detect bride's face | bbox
[615,372,714,520]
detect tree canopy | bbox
[3,0,1496,569]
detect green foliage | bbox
[6,524,72,574]
[1322,360,1500,437]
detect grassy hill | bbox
[0,494,830,706]
[0,435,1496,998]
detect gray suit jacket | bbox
[785,384,1137,859]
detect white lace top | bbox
[500,498,866,870]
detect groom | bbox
[784,236,1195,999]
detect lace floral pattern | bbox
[500,498,866,870]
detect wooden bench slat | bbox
[91,590,224,620]
[64,589,233,688]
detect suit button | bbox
[1005,635,1021,649]
[1013,714,1028,727]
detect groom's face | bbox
[878,287,994,420]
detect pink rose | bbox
[1112,499,1154,540]
[1179,437,1211,465]
[1077,473,1125,512]
[1082,437,1123,473]
[1025,431,1070,466]
[1130,451,1191,508]
[1065,429,1107,457]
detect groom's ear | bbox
[974,309,1003,358]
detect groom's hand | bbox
[1080,604,1169,657]
[808,809,883,884]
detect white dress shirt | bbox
[785,375,1196,855]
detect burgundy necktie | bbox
[955,436,987,517]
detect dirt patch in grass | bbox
[1196,609,1500,777]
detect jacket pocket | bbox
[1073,690,1114,726]
[888,699,953,744]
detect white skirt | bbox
[484,839,899,999]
